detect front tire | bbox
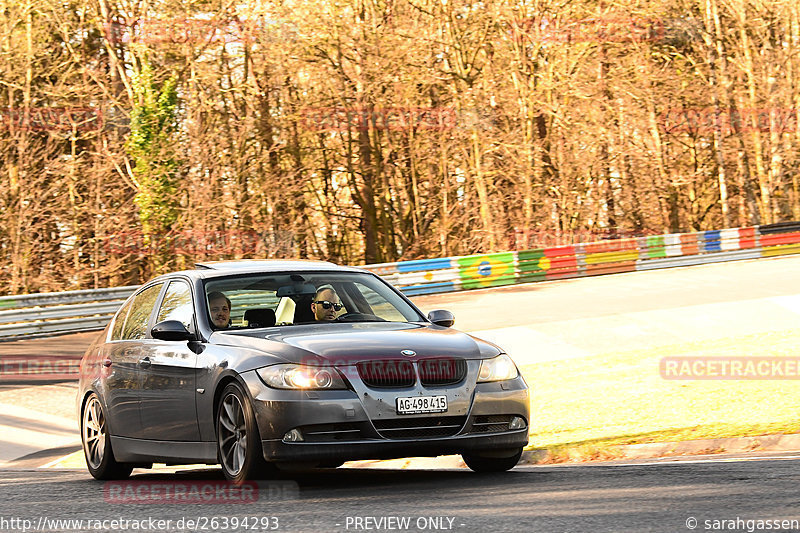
[462,448,523,473]
[81,393,133,480]
[216,382,275,482]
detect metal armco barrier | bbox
[0,286,138,340]
[2,222,800,340]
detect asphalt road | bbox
[1,255,799,533]
[2,456,800,532]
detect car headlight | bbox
[257,364,348,390]
[477,354,519,382]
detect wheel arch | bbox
[79,388,115,433]
[212,373,262,440]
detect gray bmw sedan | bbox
[78,260,529,482]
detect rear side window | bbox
[120,283,164,340]
[156,280,194,329]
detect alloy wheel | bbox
[218,393,247,476]
[83,396,106,470]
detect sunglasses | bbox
[314,300,343,311]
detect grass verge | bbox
[521,328,800,461]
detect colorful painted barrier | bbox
[362,221,800,297]
[4,222,800,341]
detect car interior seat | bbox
[243,308,277,328]
[292,295,317,323]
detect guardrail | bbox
[1,222,800,340]
[0,287,138,340]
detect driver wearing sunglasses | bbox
[311,286,344,321]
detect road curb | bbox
[29,434,800,471]
[7,445,81,468]
[522,433,800,464]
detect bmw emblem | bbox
[401,350,416,357]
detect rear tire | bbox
[216,382,276,482]
[462,448,523,473]
[81,393,133,480]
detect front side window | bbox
[203,272,422,329]
[353,283,408,321]
[110,298,134,341]
[156,280,194,329]
[120,283,164,340]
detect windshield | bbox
[203,271,423,329]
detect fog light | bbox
[508,417,526,430]
[282,429,304,442]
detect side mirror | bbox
[427,309,455,328]
[152,320,193,341]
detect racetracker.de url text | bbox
[0,516,280,531]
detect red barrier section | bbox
[760,231,800,247]
[680,233,699,255]
[738,227,757,249]
[543,245,578,280]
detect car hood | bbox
[212,322,503,369]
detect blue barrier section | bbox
[400,282,456,296]
[396,258,454,272]
[702,230,722,252]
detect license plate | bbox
[396,395,448,415]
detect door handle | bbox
[138,357,152,368]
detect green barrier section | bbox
[517,248,546,282]
[646,235,666,258]
[457,252,516,290]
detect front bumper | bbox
[240,369,530,463]
[261,429,528,462]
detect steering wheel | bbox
[335,312,386,322]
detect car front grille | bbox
[355,358,468,388]
[418,358,467,386]
[357,360,415,388]
[372,416,466,439]
[468,415,515,434]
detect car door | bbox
[138,279,202,442]
[103,297,140,438]
[104,283,164,438]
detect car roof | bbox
[149,259,369,283]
